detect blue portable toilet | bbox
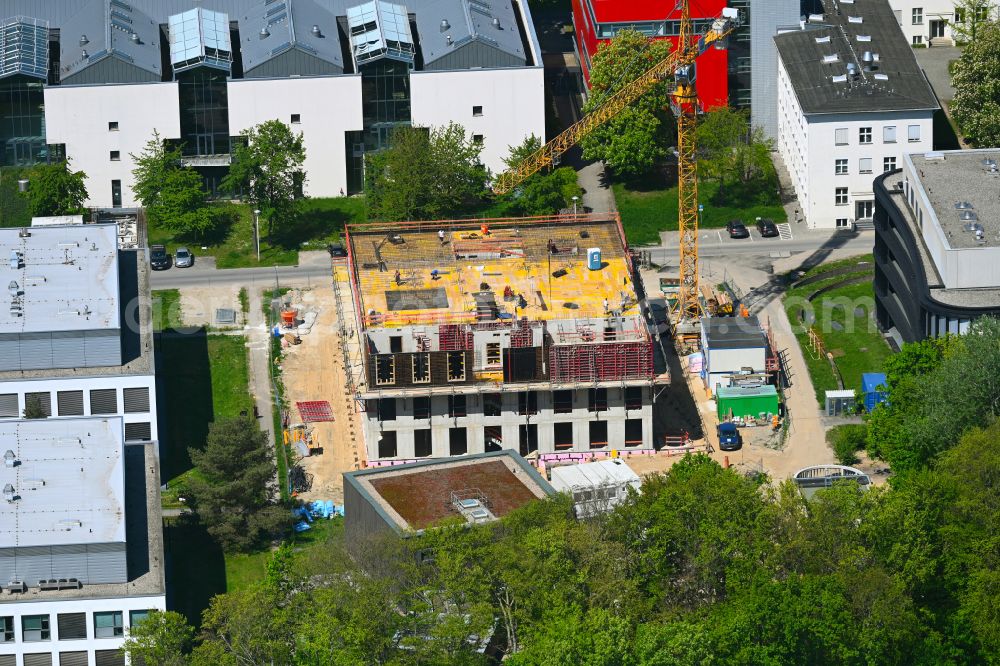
[587,247,602,270]
[861,373,888,411]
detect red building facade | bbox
[571,0,730,109]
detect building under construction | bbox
[343,214,666,462]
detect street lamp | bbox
[572,195,579,216]
[253,209,262,261]
[17,179,29,193]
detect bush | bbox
[827,424,867,465]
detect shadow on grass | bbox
[269,198,367,250]
[155,329,214,483]
[164,516,226,627]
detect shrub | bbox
[827,424,867,465]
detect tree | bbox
[951,0,994,43]
[826,424,867,465]
[497,135,582,216]
[579,30,674,178]
[223,120,306,232]
[192,585,293,666]
[131,131,214,237]
[950,22,1000,146]
[186,416,291,551]
[695,108,776,205]
[22,395,47,419]
[365,123,489,221]
[121,611,193,666]
[23,161,88,217]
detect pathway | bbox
[246,285,279,490]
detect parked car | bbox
[174,247,194,268]
[756,217,779,237]
[726,220,750,239]
[717,422,741,451]
[327,243,348,258]
[150,245,171,270]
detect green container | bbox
[716,385,780,420]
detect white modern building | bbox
[1,0,544,208]
[549,458,641,518]
[774,0,938,229]
[0,417,166,666]
[887,0,999,46]
[0,223,158,443]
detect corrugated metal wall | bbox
[425,41,524,71]
[0,329,121,371]
[245,49,343,78]
[0,543,127,585]
[61,58,160,86]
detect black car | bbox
[327,243,348,258]
[726,220,750,239]
[756,218,779,237]
[150,244,171,270]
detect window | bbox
[124,422,151,441]
[625,419,643,446]
[94,651,125,666]
[834,128,848,145]
[908,124,921,142]
[836,218,851,228]
[883,125,897,142]
[56,390,84,416]
[588,388,608,412]
[108,121,119,131]
[955,7,965,22]
[553,390,573,414]
[57,613,87,640]
[835,187,848,205]
[518,423,538,456]
[94,612,123,639]
[111,179,122,207]
[414,429,432,457]
[0,616,12,642]
[554,422,574,450]
[90,389,117,414]
[517,391,537,415]
[472,134,484,144]
[412,353,430,383]
[912,7,923,23]
[448,394,467,418]
[0,394,16,417]
[859,127,872,144]
[377,397,396,421]
[110,150,120,161]
[884,156,897,172]
[123,387,150,413]
[472,105,483,116]
[835,158,848,175]
[22,656,51,666]
[375,354,395,385]
[378,431,397,458]
[625,387,643,410]
[859,157,873,174]
[589,421,608,449]
[58,652,87,666]
[22,615,50,641]
[388,336,402,353]
[912,34,923,45]
[449,427,468,455]
[484,425,503,452]
[290,114,300,124]
[485,342,501,367]
[483,392,502,416]
[24,392,51,417]
[129,610,152,627]
[975,6,990,20]
[413,397,430,420]
[447,352,465,381]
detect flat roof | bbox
[549,458,639,492]
[0,223,119,334]
[346,450,553,532]
[774,0,938,115]
[0,417,124,548]
[910,150,1000,250]
[347,214,641,329]
[702,316,766,349]
[717,384,778,398]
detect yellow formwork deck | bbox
[349,218,640,329]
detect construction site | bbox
[336,213,672,463]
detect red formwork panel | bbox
[549,342,653,382]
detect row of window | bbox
[374,388,645,421]
[0,652,123,666]
[0,387,150,419]
[911,6,990,25]
[1,610,151,644]
[834,125,920,146]
[834,156,898,176]
[376,419,645,458]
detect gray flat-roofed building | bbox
[0,224,121,372]
[60,0,163,85]
[416,0,527,70]
[0,417,126,584]
[240,0,344,77]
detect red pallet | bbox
[296,401,335,423]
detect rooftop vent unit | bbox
[955,201,975,210]
[458,498,481,509]
[964,222,984,233]
[823,53,839,63]
[18,228,30,238]
[130,32,140,43]
[9,251,22,269]
[960,211,979,224]
[445,34,453,45]
[81,49,89,59]
[440,19,450,30]
[311,24,322,37]
[469,508,491,522]
[21,478,44,490]
[846,62,859,78]
[492,17,501,28]
[857,34,871,41]
[873,73,889,80]
[832,73,848,82]
[808,13,824,21]
[57,519,82,529]
[6,581,26,594]
[7,281,17,296]
[815,35,831,43]
[982,158,999,172]
[259,27,269,39]
[3,450,15,467]
[79,34,89,46]
[848,15,863,23]
[3,483,15,503]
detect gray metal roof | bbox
[346,0,414,66]
[701,316,766,350]
[415,0,525,68]
[774,0,938,115]
[0,223,120,335]
[0,417,125,548]
[168,7,233,73]
[59,0,163,82]
[0,16,49,79]
[240,0,344,75]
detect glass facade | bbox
[177,68,230,156]
[347,58,412,193]
[0,76,46,167]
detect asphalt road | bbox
[149,262,333,289]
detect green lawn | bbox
[613,179,788,246]
[152,289,184,331]
[148,196,366,269]
[225,519,343,592]
[782,255,890,405]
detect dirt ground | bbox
[276,286,362,504]
[179,285,245,328]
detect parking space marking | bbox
[777,223,794,240]
[717,231,723,242]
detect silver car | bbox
[174,247,194,268]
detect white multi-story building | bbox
[1,0,544,207]
[887,0,999,46]
[774,0,938,229]
[0,418,165,666]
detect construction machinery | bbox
[492,2,740,323]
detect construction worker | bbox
[394,269,402,285]
[481,222,490,237]
[438,229,446,244]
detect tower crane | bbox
[492,3,740,322]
